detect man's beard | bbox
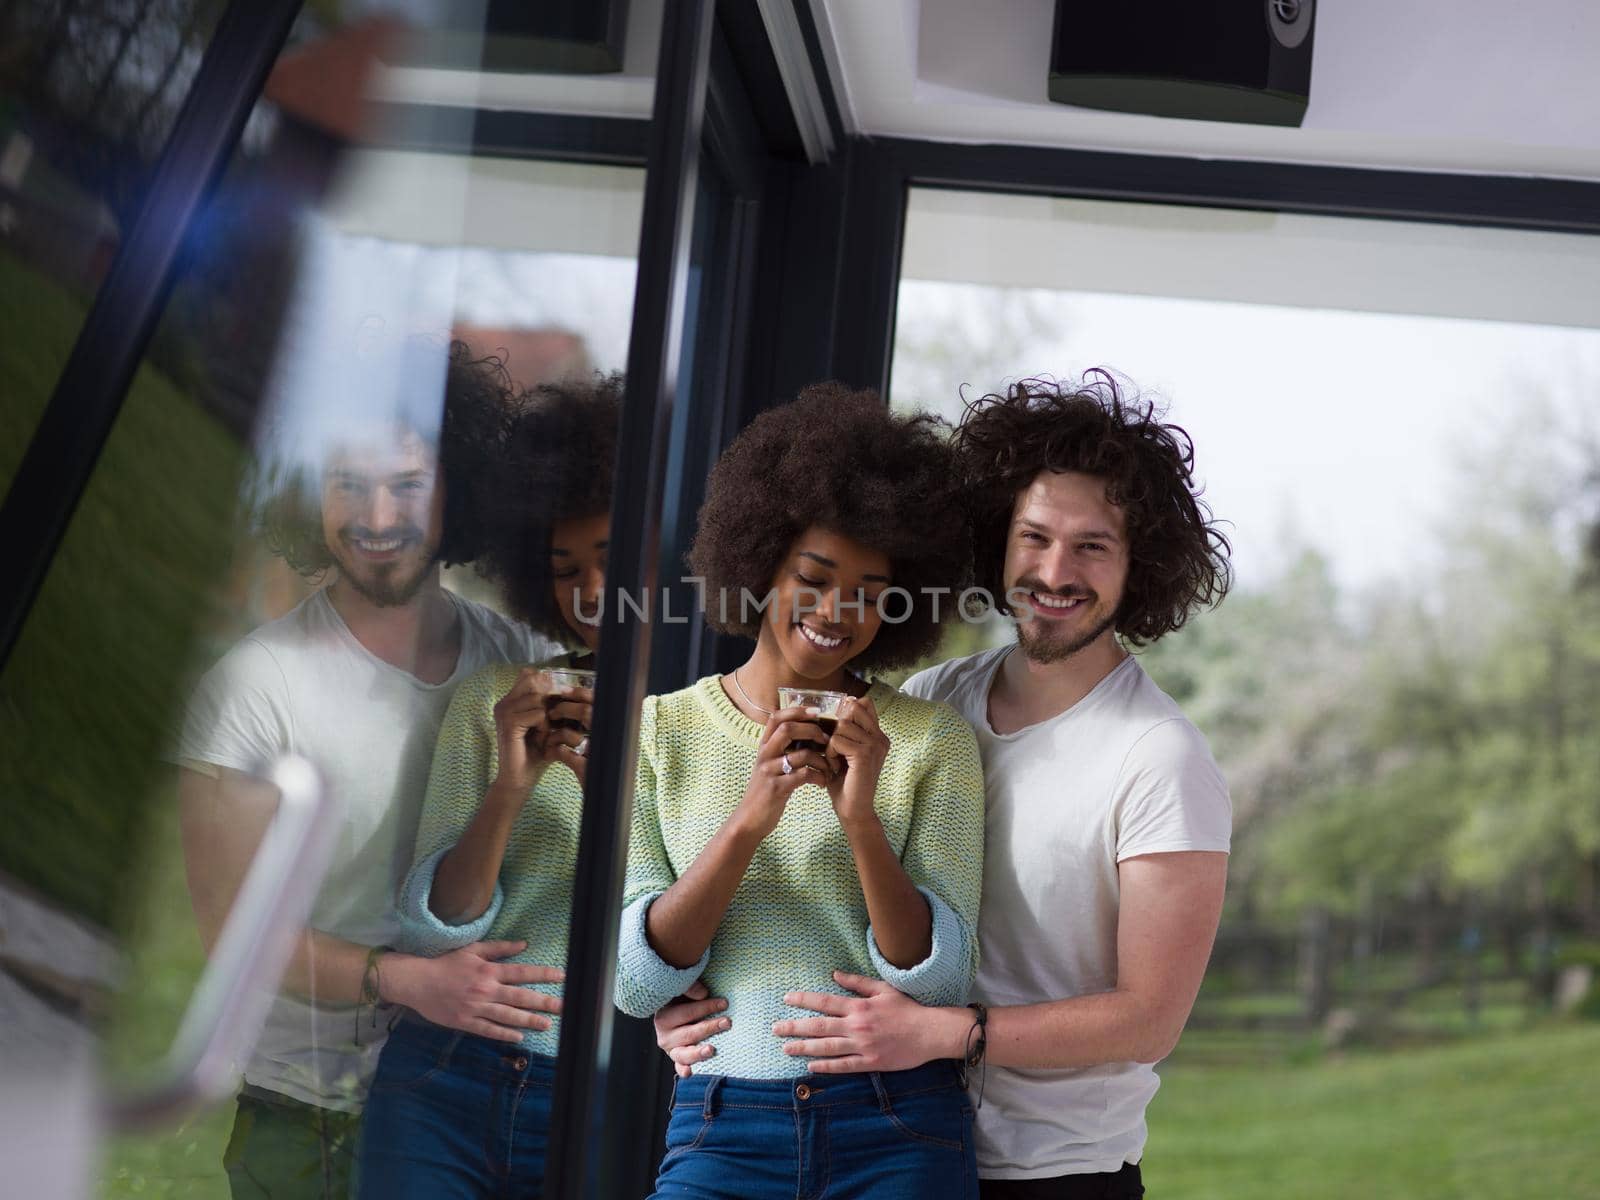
[1015,608,1117,664]
[331,527,437,607]
[1010,578,1118,664]
[343,560,435,607]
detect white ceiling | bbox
[815,0,1600,182]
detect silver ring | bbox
[780,752,794,775]
[576,736,590,757]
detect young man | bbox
[176,342,561,1199]
[659,374,1232,1198]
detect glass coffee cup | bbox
[776,687,850,753]
[546,667,596,692]
[546,668,596,730]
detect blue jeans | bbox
[357,1017,553,1199]
[651,1061,977,1199]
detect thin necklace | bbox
[729,668,773,718]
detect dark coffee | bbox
[789,717,837,755]
[547,667,594,731]
[549,694,589,732]
[776,687,848,759]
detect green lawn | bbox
[106,1006,1600,1198]
[0,249,246,928]
[0,252,83,490]
[1149,1024,1600,1198]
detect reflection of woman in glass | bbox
[616,384,986,1199]
[357,372,622,1197]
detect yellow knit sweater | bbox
[615,674,985,1078]
[395,657,584,1056]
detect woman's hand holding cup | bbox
[492,668,594,792]
[735,706,831,840]
[542,668,595,783]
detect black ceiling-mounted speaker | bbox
[1048,0,1315,127]
[410,0,631,74]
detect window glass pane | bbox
[0,0,230,495]
[0,5,655,1195]
[891,187,1600,1191]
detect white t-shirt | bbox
[174,587,548,1110]
[903,646,1231,1180]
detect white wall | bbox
[901,190,1600,328]
[325,151,644,256]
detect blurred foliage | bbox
[1140,387,1600,956]
[892,284,1067,426]
[882,607,1010,688]
[1553,940,1600,1020]
[0,1,230,223]
[1554,941,1600,972]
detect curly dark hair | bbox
[258,340,509,574]
[954,371,1231,646]
[689,382,970,671]
[476,372,624,643]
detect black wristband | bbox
[356,944,393,1046]
[959,1002,988,1104]
[964,1002,988,1066]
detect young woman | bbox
[357,371,622,1197]
[615,383,986,1199]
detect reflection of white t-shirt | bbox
[175,587,547,1110]
[903,647,1231,1180]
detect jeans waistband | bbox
[671,1060,964,1113]
[389,1012,557,1082]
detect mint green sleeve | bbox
[615,698,709,1017]
[867,703,985,1006]
[395,670,506,954]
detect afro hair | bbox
[689,382,971,671]
[476,372,624,644]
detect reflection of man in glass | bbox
[662,375,1234,1200]
[175,342,553,1199]
[358,374,622,1198]
[318,430,447,608]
